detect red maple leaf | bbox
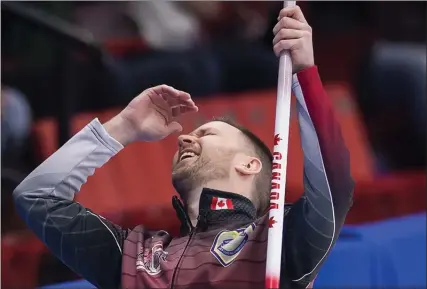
[268,217,277,228]
[274,134,282,146]
[217,200,225,208]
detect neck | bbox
[184,179,253,226]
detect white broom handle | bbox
[265,1,296,288]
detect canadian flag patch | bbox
[211,197,234,210]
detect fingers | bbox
[152,84,180,97]
[272,28,307,46]
[273,16,311,35]
[154,84,191,102]
[278,5,307,24]
[171,105,198,118]
[174,91,196,108]
[147,85,198,126]
[272,5,312,57]
[153,84,197,109]
[273,39,299,57]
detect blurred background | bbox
[1,1,426,288]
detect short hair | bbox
[212,116,273,216]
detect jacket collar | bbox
[172,188,257,235]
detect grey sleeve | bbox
[283,72,354,288]
[13,118,127,289]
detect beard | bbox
[171,151,232,200]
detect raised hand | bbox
[272,5,315,73]
[104,85,198,145]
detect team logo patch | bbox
[136,242,168,276]
[210,223,256,267]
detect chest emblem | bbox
[210,223,256,267]
[136,242,168,276]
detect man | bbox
[13,6,354,289]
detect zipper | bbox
[170,228,195,289]
[170,213,208,289]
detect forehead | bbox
[191,121,243,137]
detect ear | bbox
[235,156,262,176]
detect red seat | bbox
[1,232,46,289]
[103,37,149,57]
[347,171,426,224]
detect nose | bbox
[178,134,197,147]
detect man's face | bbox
[171,121,246,198]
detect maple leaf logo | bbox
[274,134,282,146]
[268,216,277,228]
[217,200,225,208]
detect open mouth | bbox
[179,151,199,162]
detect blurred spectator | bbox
[126,2,273,49]
[182,2,272,42]
[72,2,139,43]
[128,1,202,51]
[1,85,32,158]
[73,2,203,50]
[73,2,280,98]
[356,42,426,173]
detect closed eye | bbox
[194,128,218,137]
